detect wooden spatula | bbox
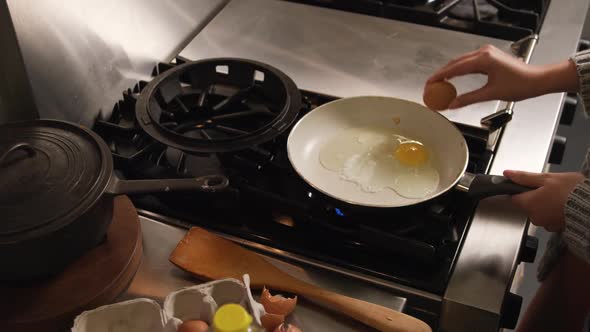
[169,227,432,332]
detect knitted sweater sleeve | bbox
[563,51,590,263]
[572,50,590,117]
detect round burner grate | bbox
[135,58,302,153]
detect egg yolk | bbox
[394,142,428,167]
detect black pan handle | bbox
[459,174,532,199]
[106,174,229,195]
[0,142,36,167]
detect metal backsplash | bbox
[1,0,229,126]
[0,1,37,123]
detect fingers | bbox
[448,86,493,109]
[427,55,488,83]
[447,49,481,66]
[427,45,497,83]
[511,187,562,231]
[503,170,546,188]
[427,51,480,83]
[510,189,540,211]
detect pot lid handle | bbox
[0,143,36,167]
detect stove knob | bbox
[578,39,590,52]
[500,292,523,329]
[519,235,538,263]
[559,94,577,125]
[548,135,566,165]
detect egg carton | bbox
[71,275,265,332]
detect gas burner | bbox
[135,58,302,153]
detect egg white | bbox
[319,127,440,199]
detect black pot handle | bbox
[106,174,229,195]
[460,174,532,199]
[0,143,36,167]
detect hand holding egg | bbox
[423,81,457,111]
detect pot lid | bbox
[0,120,112,237]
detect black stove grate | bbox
[93,58,493,294]
[284,0,550,41]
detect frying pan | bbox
[287,96,530,208]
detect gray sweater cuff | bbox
[571,50,590,116]
[564,178,590,262]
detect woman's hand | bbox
[504,170,585,232]
[426,45,579,109]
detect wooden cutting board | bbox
[0,195,143,332]
[170,227,432,332]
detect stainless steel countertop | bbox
[118,216,407,332]
[0,1,37,123]
[6,0,230,126]
[180,0,512,129]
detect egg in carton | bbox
[71,275,265,332]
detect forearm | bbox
[534,59,580,95]
[528,51,590,112]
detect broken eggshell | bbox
[72,277,262,332]
[261,312,286,332]
[260,287,297,316]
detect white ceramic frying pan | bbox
[287,96,530,208]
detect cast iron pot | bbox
[0,120,228,281]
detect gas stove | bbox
[93,56,493,297]
[85,0,549,328]
[3,0,588,330]
[284,0,550,41]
